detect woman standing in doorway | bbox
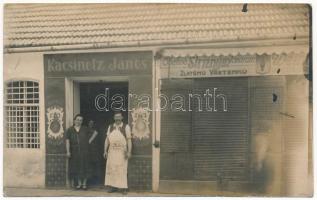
[104,111,132,194]
[87,119,103,185]
[66,114,90,190]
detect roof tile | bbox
[4,3,310,48]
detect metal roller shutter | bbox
[160,79,194,180]
[192,77,249,181]
[160,77,250,181]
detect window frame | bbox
[4,80,40,149]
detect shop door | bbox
[160,77,249,182]
[78,82,129,186]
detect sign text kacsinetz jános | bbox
[44,51,152,76]
[47,57,149,73]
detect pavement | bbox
[3,187,186,197]
[3,187,251,197]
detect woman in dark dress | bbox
[87,120,103,185]
[66,114,89,190]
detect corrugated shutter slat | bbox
[192,78,249,181]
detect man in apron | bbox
[104,111,132,194]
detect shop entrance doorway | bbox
[74,81,129,187]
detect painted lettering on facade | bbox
[160,53,307,78]
[179,69,248,77]
[44,51,152,76]
[47,57,148,72]
[162,55,255,69]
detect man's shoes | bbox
[106,187,127,194]
[107,187,117,193]
[121,189,128,195]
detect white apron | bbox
[105,129,128,188]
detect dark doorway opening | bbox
[79,81,129,187]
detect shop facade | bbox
[3,4,312,196]
[43,51,153,190]
[4,50,155,190]
[4,44,310,196]
[155,45,310,195]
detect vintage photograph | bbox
[2,2,313,197]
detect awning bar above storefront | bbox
[161,45,309,57]
[159,43,310,79]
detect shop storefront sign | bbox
[45,51,152,76]
[160,53,307,78]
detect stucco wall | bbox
[3,52,45,188]
[249,75,311,196]
[248,76,284,195]
[283,75,310,196]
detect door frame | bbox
[65,76,129,128]
[64,76,129,186]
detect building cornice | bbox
[4,36,309,54]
